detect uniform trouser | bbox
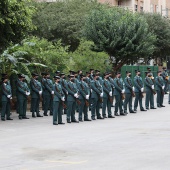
[31,98,40,115]
[102,97,112,116]
[67,101,76,121]
[53,101,62,123]
[114,94,123,113]
[145,90,154,109]
[18,99,27,117]
[78,99,88,120]
[1,101,10,118]
[156,90,164,106]
[164,81,168,93]
[124,93,133,112]
[91,98,101,118]
[44,95,53,115]
[134,92,144,110]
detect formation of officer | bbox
[0,67,169,124]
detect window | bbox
[150,4,154,13]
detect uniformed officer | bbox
[55,70,60,76]
[41,72,46,111]
[60,73,68,114]
[66,75,79,123]
[77,70,83,81]
[144,72,157,110]
[161,67,169,93]
[16,74,30,119]
[77,74,91,121]
[102,73,115,118]
[123,71,136,114]
[108,73,115,107]
[90,69,94,80]
[134,70,147,112]
[53,76,65,125]
[1,76,13,121]
[30,73,43,118]
[43,73,54,116]
[90,73,104,120]
[155,71,165,107]
[113,72,125,116]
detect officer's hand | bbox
[66,91,68,95]
[7,95,11,98]
[141,88,144,92]
[109,91,112,96]
[86,95,89,99]
[162,86,165,89]
[151,85,154,89]
[61,97,65,101]
[121,89,125,93]
[39,91,42,95]
[132,86,135,91]
[100,93,103,97]
[51,91,54,94]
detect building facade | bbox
[99,0,170,17]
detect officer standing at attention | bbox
[133,70,147,112]
[60,73,68,114]
[53,76,65,125]
[144,72,157,110]
[108,73,115,107]
[161,67,169,94]
[30,73,43,118]
[41,72,46,111]
[123,71,136,114]
[155,71,165,108]
[102,73,115,118]
[16,74,30,119]
[1,75,13,121]
[43,73,54,116]
[77,74,91,121]
[66,75,79,123]
[113,72,125,116]
[90,73,104,120]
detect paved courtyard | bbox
[0,95,170,170]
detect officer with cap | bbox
[162,67,169,93]
[144,72,156,110]
[102,73,115,118]
[77,74,91,121]
[155,71,165,107]
[77,70,83,81]
[90,73,104,120]
[113,72,125,116]
[43,73,54,116]
[1,76,13,121]
[66,75,79,123]
[60,73,68,114]
[30,73,43,118]
[53,76,65,125]
[134,70,146,111]
[16,74,30,119]
[124,71,136,114]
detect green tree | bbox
[142,13,170,62]
[84,7,156,72]
[32,0,102,51]
[66,39,111,74]
[0,0,35,52]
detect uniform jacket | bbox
[53,83,65,102]
[134,76,144,93]
[1,83,12,102]
[102,79,112,98]
[30,78,42,98]
[91,80,102,99]
[113,78,123,95]
[144,76,154,92]
[155,76,164,91]
[44,78,53,96]
[77,81,90,100]
[124,77,133,94]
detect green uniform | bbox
[53,83,65,124]
[1,82,12,120]
[43,78,53,116]
[134,76,145,111]
[30,78,42,117]
[66,81,79,122]
[90,80,102,119]
[144,76,155,109]
[108,77,115,105]
[113,78,124,115]
[16,80,30,118]
[155,76,165,107]
[162,70,168,93]
[41,78,46,110]
[123,76,134,113]
[102,79,112,117]
[77,80,90,121]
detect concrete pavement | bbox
[0,95,170,170]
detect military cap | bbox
[86,72,90,74]
[116,72,121,75]
[41,72,46,76]
[162,67,166,70]
[90,69,94,71]
[32,73,39,77]
[147,67,151,69]
[60,73,65,76]
[157,71,161,73]
[1,77,8,82]
[69,75,74,78]
[80,74,85,79]
[95,70,100,73]
[126,71,131,74]
[18,74,25,78]
[135,70,140,73]
[55,70,60,74]
[145,71,148,75]
[54,76,60,79]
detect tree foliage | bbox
[32,0,102,51]
[0,0,35,52]
[84,7,156,71]
[142,13,170,60]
